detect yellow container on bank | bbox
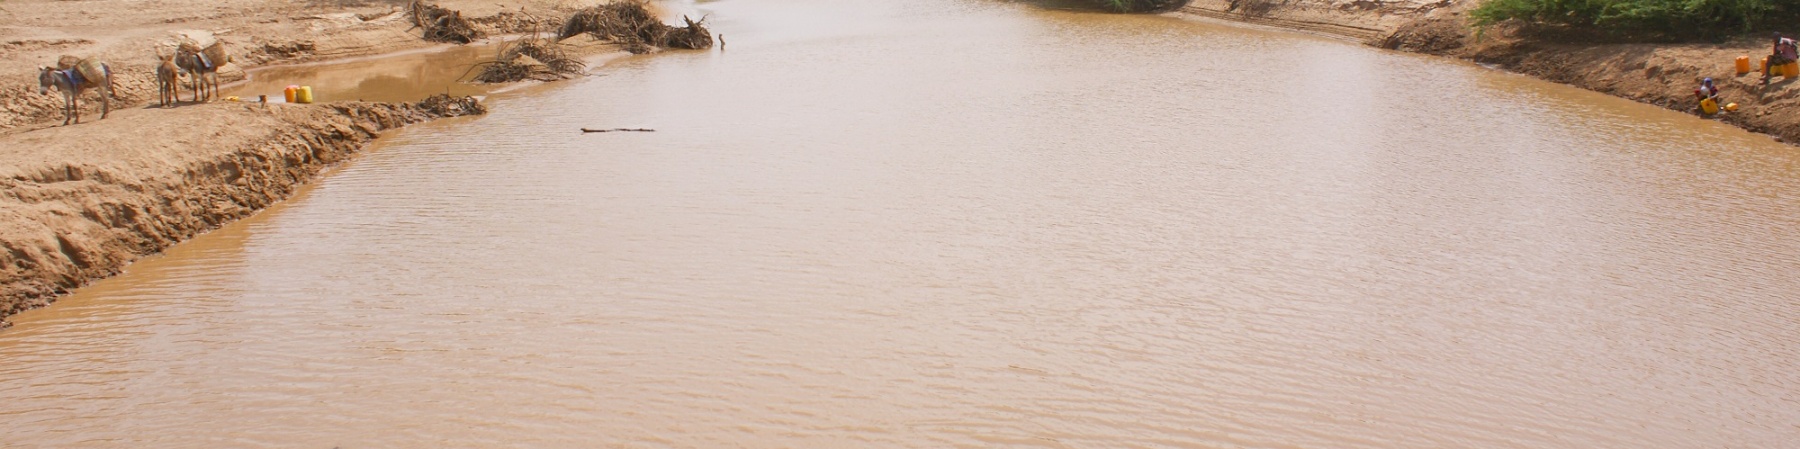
[296,86,314,104]
[1736,55,1751,74]
[1783,62,1798,78]
[1700,98,1720,115]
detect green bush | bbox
[1471,0,1798,40]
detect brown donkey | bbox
[37,60,113,125]
[174,41,228,102]
[155,49,181,107]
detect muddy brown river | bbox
[5,0,1800,447]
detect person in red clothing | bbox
[1696,77,1723,115]
[1697,77,1720,100]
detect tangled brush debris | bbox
[471,37,586,83]
[510,39,585,74]
[557,1,712,54]
[407,0,485,44]
[418,94,486,117]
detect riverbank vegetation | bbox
[1098,0,1194,12]
[1471,0,1800,40]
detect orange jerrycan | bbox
[283,85,299,103]
[1736,56,1751,75]
[1783,61,1798,78]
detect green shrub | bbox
[1472,0,1798,40]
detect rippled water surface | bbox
[5,0,1800,447]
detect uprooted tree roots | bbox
[408,0,486,44]
[472,37,587,83]
[557,1,713,54]
[418,94,487,117]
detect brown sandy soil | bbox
[1182,0,1799,142]
[1,0,611,129]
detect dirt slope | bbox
[0,101,461,326]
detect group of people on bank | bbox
[1696,32,1800,116]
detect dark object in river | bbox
[408,0,486,44]
[581,128,655,133]
[1097,0,1193,13]
[557,1,713,54]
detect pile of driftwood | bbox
[557,1,712,54]
[418,94,486,117]
[407,0,485,44]
[472,37,587,83]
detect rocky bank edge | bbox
[0,100,474,327]
[1181,0,1800,143]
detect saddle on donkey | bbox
[53,56,111,88]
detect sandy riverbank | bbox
[1180,0,1800,143]
[0,0,644,325]
[0,0,618,129]
[0,101,480,325]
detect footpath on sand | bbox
[1180,0,1800,143]
[0,0,690,326]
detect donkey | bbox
[155,50,182,107]
[37,62,113,125]
[174,44,224,102]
